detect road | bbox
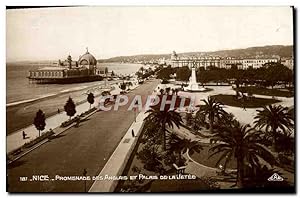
[7,79,159,192]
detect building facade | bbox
[28,49,104,83]
[241,58,278,69]
[169,51,280,70]
[220,57,243,69]
[170,51,221,69]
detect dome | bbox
[78,49,97,66]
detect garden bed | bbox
[60,107,97,128]
[211,94,280,108]
[60,116,81,128]
[235,86,293,98]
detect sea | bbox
[6,62,141,105]
[6,62,142,134]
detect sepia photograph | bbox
[6,6,295,193]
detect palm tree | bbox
[198,97,226,133]
[254,105,294,151]
[210,121,277,188]
[168,134,203,166]
[144,106,183,151]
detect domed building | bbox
[28,48,105,84]
[78,48,97,75]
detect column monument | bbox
[184,65,207,92]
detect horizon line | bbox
[6,43,293,63]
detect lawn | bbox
[211,94,280,108]
[235,86,293,98]
[190,143,237,170]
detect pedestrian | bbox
[22,131,26,139]
[131,129,135,138]
[58,108,60,113]
[243,104,247,111]
[241,97,247,111]
[75,120,80,127]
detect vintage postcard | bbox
[6,6,295,193]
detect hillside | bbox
[98,45,293,63]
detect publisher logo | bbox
[267,173,284,181]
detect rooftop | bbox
[37,67,66,71]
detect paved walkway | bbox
[88,110,148,192]
[89,81,160,192]
[7,82,140,154]
[7,98,99,153]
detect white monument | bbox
[184,66,207,92]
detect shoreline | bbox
[6,81,117,135]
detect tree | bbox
[64,97,76,119]
[197,69,209,87]
[210,121,277,188]
[264,63,291,89]
[165,87,171,95]
[87,93,95,109]
[139,66,144,74]
[120,82,127,91]
[197,97,226,133]
[193,110,207,130]
[159,89,164,95]
[156,66,174,80]
[144,106,183,151]
[254,105,294,151]
[186,112,193,126]
[176,66,191,82]
[137,120,166,173]
[33,109,46,137]
[137,142,165,173]
[136,71,143,78]
[168,134,203,166]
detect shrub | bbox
[60,107,97,127]
[23,130,55,148]
[161,79,170,84]
[60,116,80,127]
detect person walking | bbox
[131,129,135,138]
[22,131,26,139]
[242,98,247,111]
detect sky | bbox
[6,6,293,62]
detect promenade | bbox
[89,81,160,192]
[89,110,147,192]
[7,80,130,153]
[7,79,159,192]
[7,100,98,153]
